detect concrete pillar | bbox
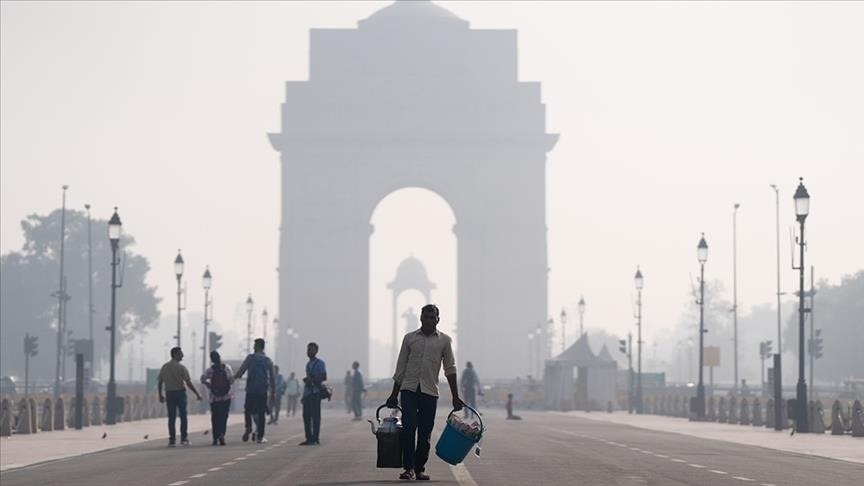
[83,397,90,427]
[765,398,774,428]
[54,397,65,430]
[707,397,716,421]
[850,400,863,437]
[830,400,845,435]
[752,398,764,426]
[0,398,11,436]
[17,399,32,434]
[29,397,37,434]
[718,397,727,423]
[123,396,132,422]
[739,398,751,425]
[810,401,826,434]
[91,396,102,426]
[40,398,53,431]
[728,396,738,424]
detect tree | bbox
[1,209,161,383]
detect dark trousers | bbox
[302,395,322,442]
[271,396,282,422]
[463,390,476,417]
[244,393,268,439]
[287,394,299,416]
[400,388,438,473]
[210,400,230,440]
[166,390,188,442]
[351,392,363,418]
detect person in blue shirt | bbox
[234,338,275,444]
[300,342,327,445]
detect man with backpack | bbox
[234,338,276,444]
[201,350,234,445]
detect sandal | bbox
[399,470,414,480]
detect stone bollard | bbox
[718,397,727,422]
[91,396,102,426]
[67,397,75,428]
[123,396,132,422]
[831,400,846,435]
[739,398,751,425]
[133,396,142,420]
[29,398,38,434]
[728,396,738,424]
[707,397,716,421]
[810,401,826,434]
[54,397,65,430]
[17,399,32,434]
[40,398,53,431]
[0,398,11,436]
[851,400,864,437]
[0,398,11,437]
[752,398,763,426]
[83,397,90,427]
[765,398,775,428]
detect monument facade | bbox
[270,0,557,378]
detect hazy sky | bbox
[2,1,862,378]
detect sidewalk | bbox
[1,412,243,471]
[560,410,863,464]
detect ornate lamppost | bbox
[201,267,212,374]
[106,208,122,424]
[634,267,644,414]
[174,251,185,347]
[695,234,708,420]
[793,177,811,433]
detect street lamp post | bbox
[174,251,185,347]
[245,295,254,354]
[696,233,709,420]
[634,267,644,414]
[201,267,212,375]
[528,331,535,377]
[627,332,634,414]
[272,317,279,364]
[793,177,810,433]
[106,208,122,424]
[560,308,567,353]
[53,185,69,400]
[262,308,269,341]
[577,297,585,336]
[769,183,784,430]
[732,203,740,393]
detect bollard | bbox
[740,398,751,425]
[851,400,864,437]
[29,397,38,434]
[0,398,11,437]
[831,400,846,435]
[91,396,102,426]
[810,401,826,434]
[752,398,763,427]
[765,398,775,428]
[82,397,90,427]
[54,397,65,430]
[707,397,716,421]
[133,396,142,420]
[718,397,727,423]
[17,399,32,434]
[40,398,53,431]
[123,396,132,422]
[728,396,738,424]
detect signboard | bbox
[639,372,666,388]
[704,346,721,367]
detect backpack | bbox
[246,354,271,395]
[210,364,230,397]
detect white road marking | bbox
[450,463,478,486]
[760,483,777,486]
[640,451,652,454]
[208,467,222,472]
[234,457,247,461]
[188,473,206,478]
[168,482,189,486]
[655,454,669,458]
[246,453,257,456]
[733,478,755,482]
[222,462,236,466]
[687,464,705,468]
[670,458,686,463]
[256,449,265,452]
[709,470,728,474]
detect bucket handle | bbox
[447,404,484,438]
[376,403,402,422]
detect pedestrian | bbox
[157,347,202,447]
[386,304,463,481]
[460,361,483,417]
[234,338,276,444]
[505,393,522,420]
[201,350,234,445]
[300,342,327,445]
[351,361,366,421]
[344,370,353,414]
[269,366,286,425]
[285,371,301,417]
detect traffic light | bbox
[759,341,765,357]
[618,339,627,355]
[809,330,823,359]
[24,334,38,357]
[765,340,772,355]
[209,332,223,352]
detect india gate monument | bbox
[270,0,557,379]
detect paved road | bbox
[1,408,861,485]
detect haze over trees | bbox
[0,209,160,382]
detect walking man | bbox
[234,338,275,444]
[300,342,327,445]
[460,361,483,417]
[386,304,463,481]
[269,366,286,425]
[157,347,202,447]
[285,371,301,417]
[201,350,234,445]
[351,361,366,421]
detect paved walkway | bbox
[0,412,243,471]
[561,410,864,464]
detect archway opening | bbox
[368,187,457,379]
